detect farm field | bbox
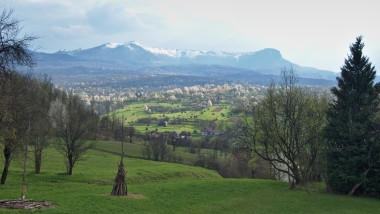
[107,100,236,135]
[1,148,379,213]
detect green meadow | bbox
[1,148,379,213]
[93,140,227,166]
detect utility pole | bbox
[121,115,124,163]
[21,111,30,202]
[111,115,127,196]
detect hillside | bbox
[1,148,379,213]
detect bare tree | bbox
[0,73,30,184]
[242,68,328,188]
[0,8,36,73]
[142,133,171,161]
[29,76,54,173]
[126,126,135,144]
[49,92,97,175]
[0,7,36,184]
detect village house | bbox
[150,130,159,138]
[172,130,179,137]
[201,127,219,136]
[158,120,168,127]
[179,131,191,139]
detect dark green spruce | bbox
[325,36,380,197]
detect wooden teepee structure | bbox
[111,117,127,196]
[111,160,127,196]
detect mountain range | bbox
[33,41,338,86]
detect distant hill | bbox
[32,41,337,86]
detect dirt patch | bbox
[225,117,240,122]
[0,199,53,210]
[102,193,145,199]
[212,107,223,112]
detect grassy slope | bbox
[94,140,224,165]
[1,148,379,213]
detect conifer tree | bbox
[325,36,380,197]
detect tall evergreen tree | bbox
[325,36,380,197]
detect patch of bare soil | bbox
[0,199,53,210]
[212,107,223,112]
[225,117,240,122]
[102,193,145,199]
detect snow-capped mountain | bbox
[68,41,238,58]
[34,41,337,81]
[60,41,290,68]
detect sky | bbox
[2,0,380,72]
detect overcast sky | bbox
[3,0,380,72]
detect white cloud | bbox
[85,2,160,34]
[50,25,92,39]
[2,0,380,71]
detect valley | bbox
[2,4,379,212]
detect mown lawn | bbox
[0,148,379,213]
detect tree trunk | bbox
[1,144,12,184]
[289,167,302,189]
[68,166,73,175]
[21,136,29,201]
[34,148,42,174]
[293,166,302,183]
[348,167,371,196]
[295,174,302,185]
[288,180,296,189]
[67,156,74,175]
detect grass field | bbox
[1,148,379,213]
[94,140,227,165]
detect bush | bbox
[194,154,220,171]
[141,134,171,161]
